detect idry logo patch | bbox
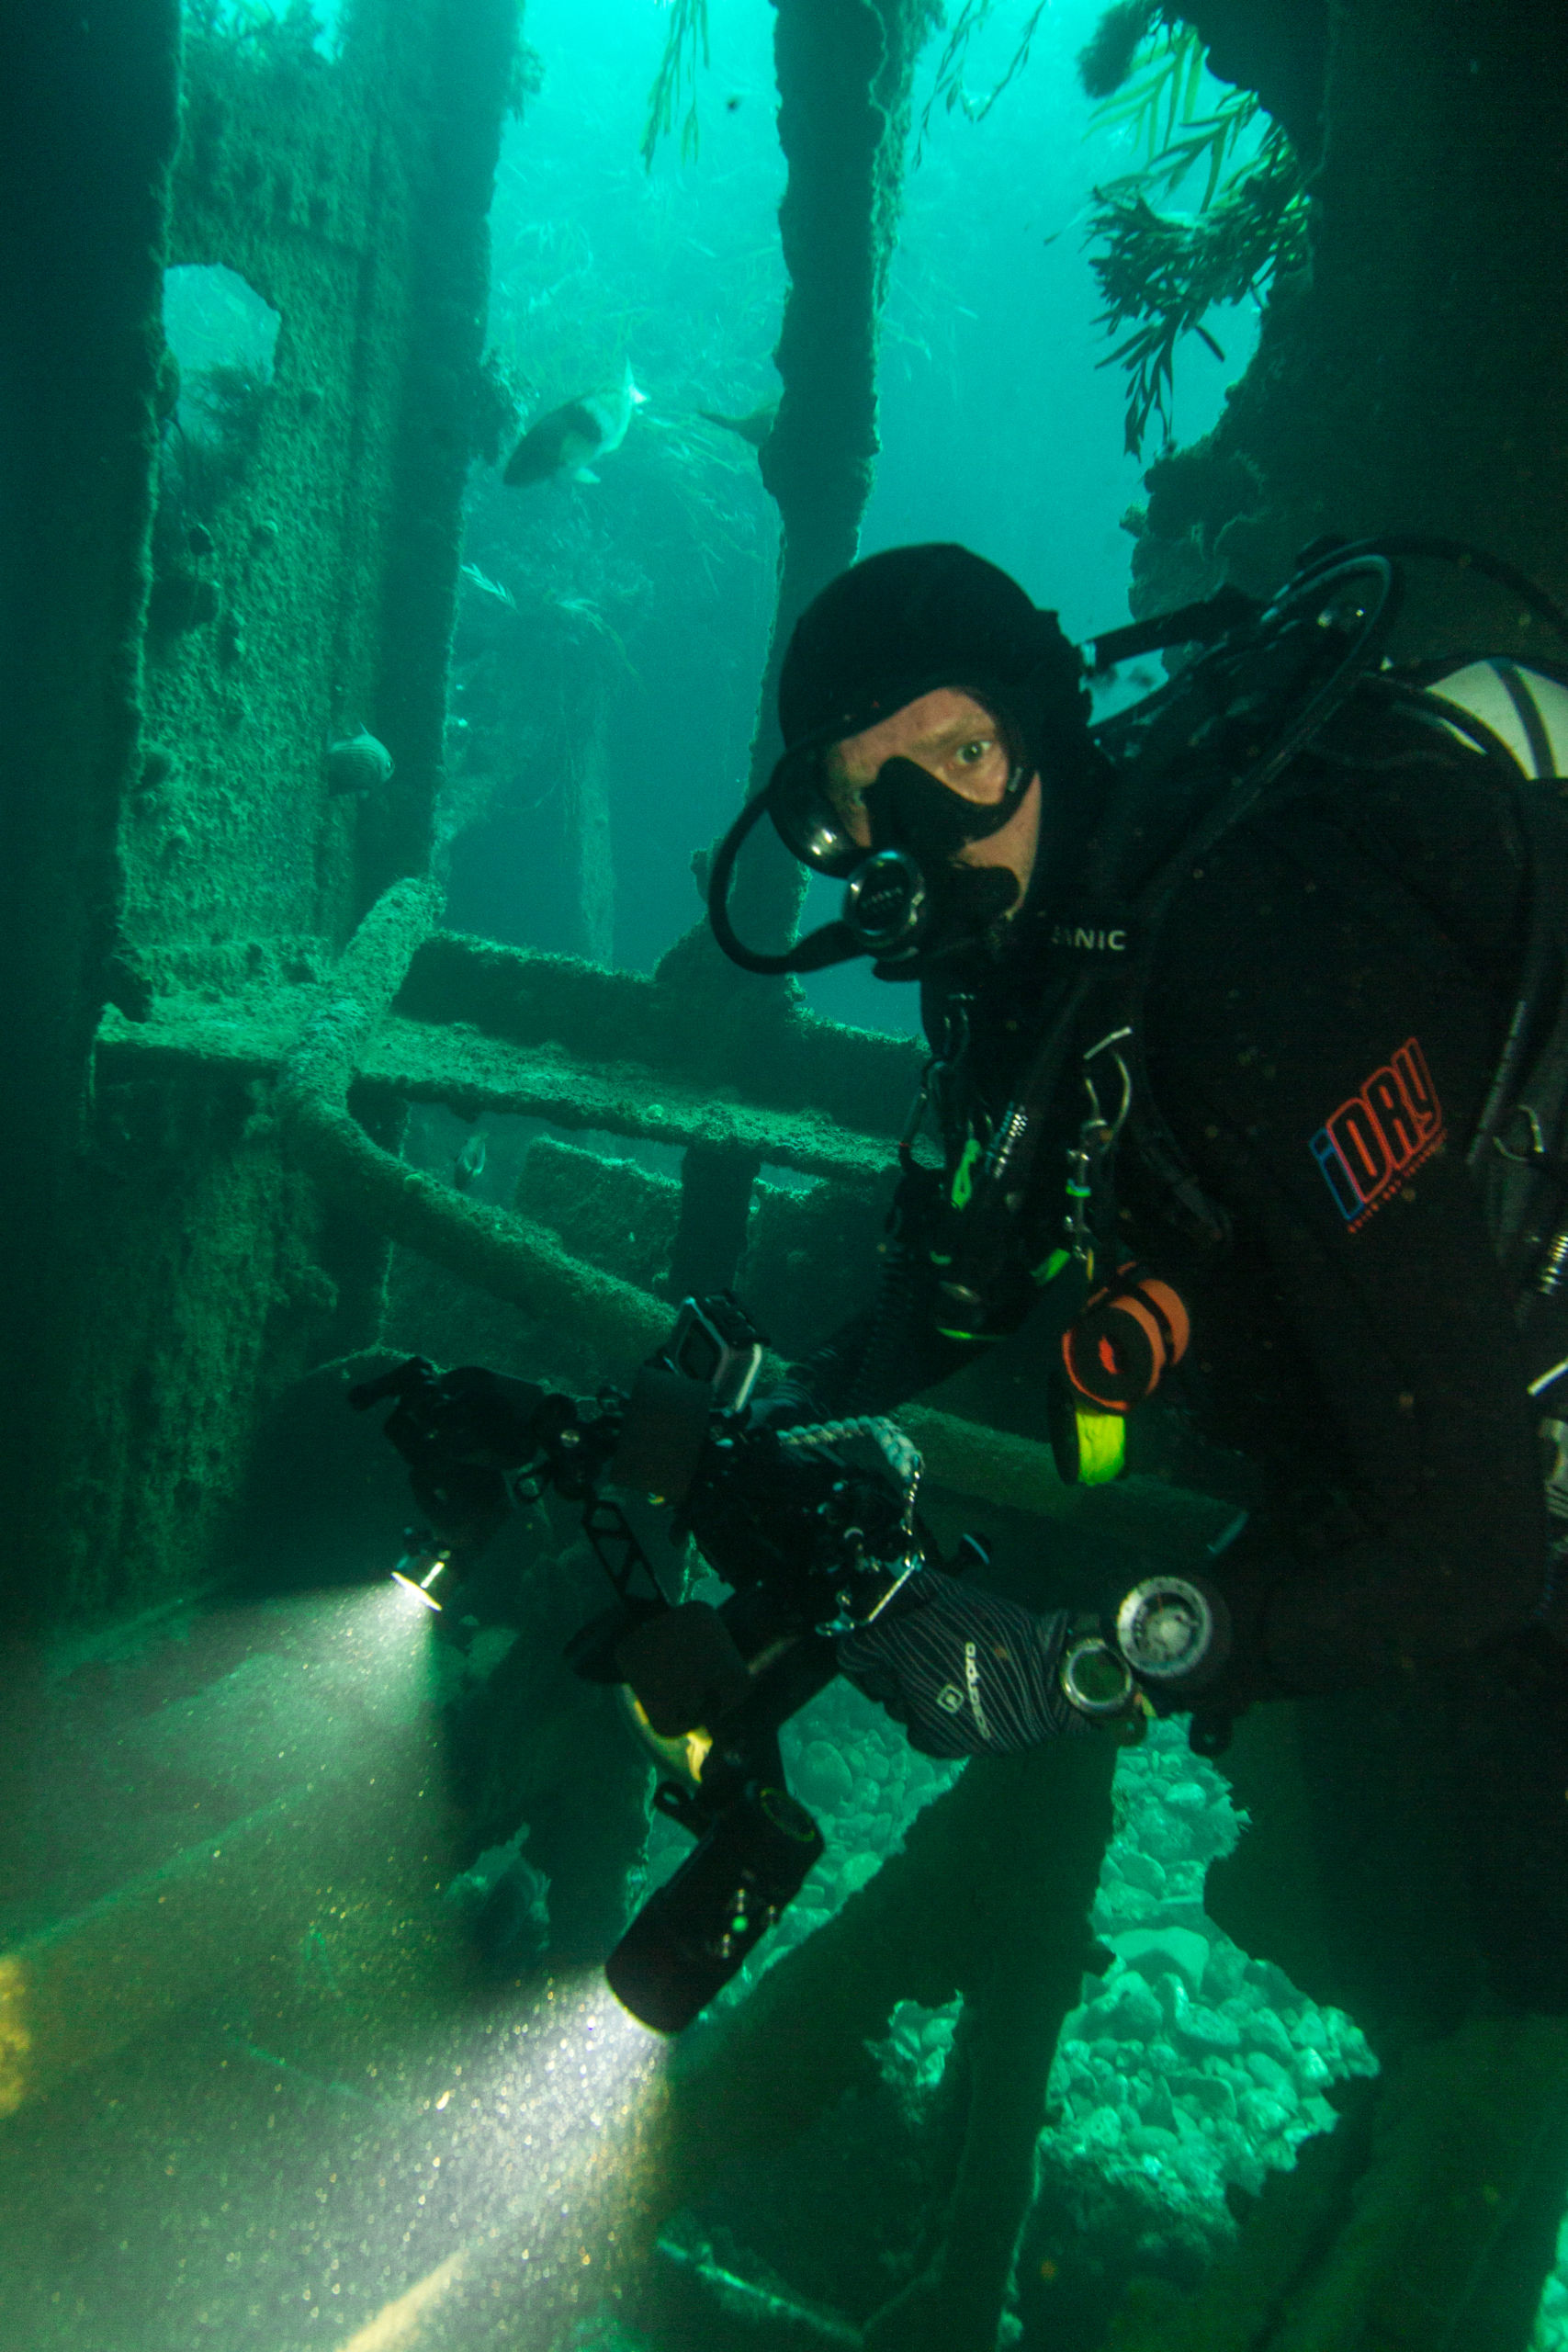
[1309,1037,1444,1230]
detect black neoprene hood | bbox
[776,542,1089,781]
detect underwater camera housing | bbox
[351,1297,929,2033]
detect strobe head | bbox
[604,1783,824,2034]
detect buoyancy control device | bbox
[900,537,1568,1513]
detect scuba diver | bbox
[706,537,1568,2018]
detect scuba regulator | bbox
[706,740,1031,977]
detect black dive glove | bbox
[837,1568,1234,1757]
[836,1577,1082,1758]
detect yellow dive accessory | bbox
[620,1687,713,1787]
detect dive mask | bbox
[708,709,1034,978]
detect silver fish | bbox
[325,725,394,797]
[503,359,647,488]
[453,1132,487,1193]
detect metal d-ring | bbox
[1495,1103,1549,1166]
[1081,1023,1134,1144]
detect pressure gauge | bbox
[1115,1576,1221,1684]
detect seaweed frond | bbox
[641,0,712,173]
[185,359,274,451]
[916,0,1049,159]
[1088,126,1306,456]
[1089,23,1250,184]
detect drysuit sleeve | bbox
[1145,803,1549,1708]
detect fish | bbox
[699,398,779,452]
[453,1131,487,1193]
[325,725,394,797]
[502,358,647,488]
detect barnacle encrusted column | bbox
[1173,0,1325,157]
[660,0,930,1306]
[164,0,519,941]
[1132,0,1568,658]
[360,0,522,910]
[0,0,517,1628]
[723,0,931,959]
[0,0,181,1636]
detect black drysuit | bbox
[791,720,1568,2008]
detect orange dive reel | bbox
[1050,1262,1190,1485]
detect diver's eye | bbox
[953,739,992,768]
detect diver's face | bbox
[827,687,1042,906]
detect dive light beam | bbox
[328,1976,668,2349]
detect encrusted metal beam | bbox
[99,909,922,1155]
[395,930,922,1136]
[97,999,903,1185]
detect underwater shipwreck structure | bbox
[3,1,1568,2347]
